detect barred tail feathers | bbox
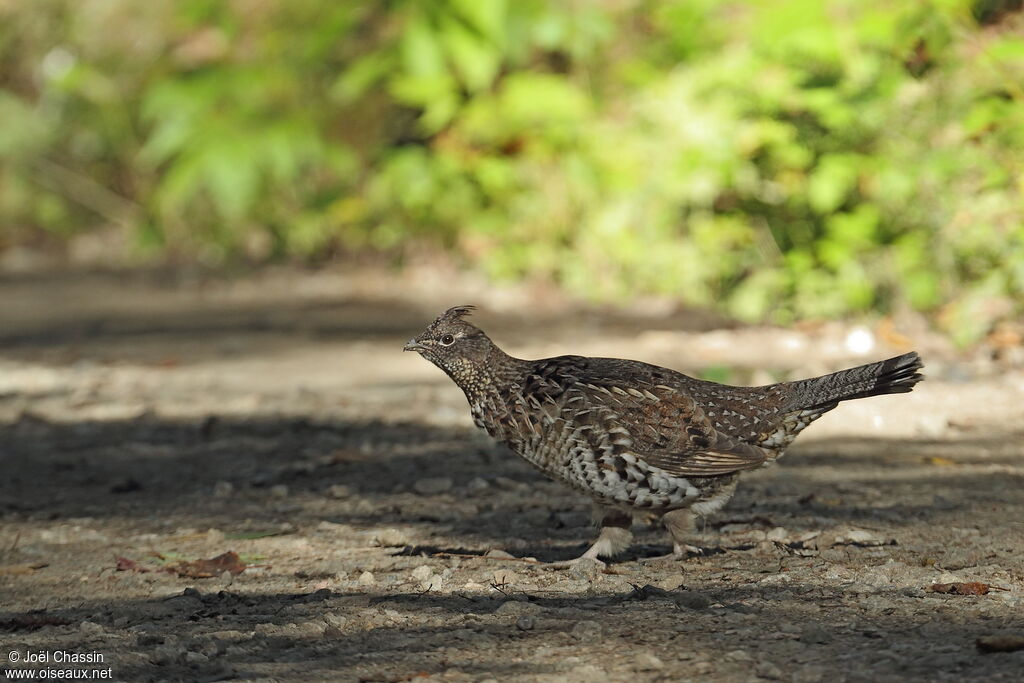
[790,352,924,412]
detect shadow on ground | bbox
[1,577,1021,681]
[3,413,1023,559]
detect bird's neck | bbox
[453,344,530,440]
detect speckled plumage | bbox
[405,306,924,562]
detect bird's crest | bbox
[440,305,476,322]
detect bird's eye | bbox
[440,334,455,346]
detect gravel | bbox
[1,269,1023,681]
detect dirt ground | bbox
[2,267,1023,682]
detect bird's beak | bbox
[403,339,427,352]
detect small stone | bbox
[219,570,234,587]
[208,630,247,641]
[675,591,711,610]
[571,620,603,641]
[358,571,376,586]
[485,548,516,559]
[290,620,326,637]
[756,661,784,679]
[726,649,753,662]
[213,481,234,498]
[372,528,408,547]
[516,615,535,631]
[843,529,879,544]
[466,477,490,493]
[323,614,348,633]
[254,623,278,636]
[413,477,453,495]
[766,527,789,541]
[635,653,664,670]
[270,484,289,498]
[150,646,182,665]
[328,484,352,498]
[411,565,433,581]
[184,651,209,667]
[568,557,603,580]
[421,576,444,591]
[79,621,104,636]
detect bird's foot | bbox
[637,544,703,564]
[544,556,606,571]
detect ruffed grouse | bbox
[405,306,923,563]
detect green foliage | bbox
[2,0,1023,342]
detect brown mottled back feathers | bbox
[513,356,772,478]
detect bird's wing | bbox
[522,356,770,477]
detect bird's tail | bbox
[788,351,924,412]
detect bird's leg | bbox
[638,508,701,563]
[547,507,633,569]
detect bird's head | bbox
[403,305,496,383]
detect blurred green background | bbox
[1,0,1023,344]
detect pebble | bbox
[411,565,433,581]
[799,624,832,644]
[516,615,535,631]
[675,591,711,610]
[209,630,247,641]
[79,621,104,636]
[150,645,184,665]
[466,477,490,493]
[184,651,209,667]
[634,653,664,670]
[568,557,603,580]
[358,571,376,586]
[323,614,348,636]
[485,548,516,559]
[270,484,289,498]
[372,528,408,547]
[571,620,603,641]
[289,620,326,637]
[756,661,784,679]
[328,484,352,498]
[421,576,444,591]
[413,477,453,495]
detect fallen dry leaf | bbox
[926,582,1007,595]
[977,635,1024,653]
[923,456,958,467]
[168,551,246,578]
[115,557,150,573]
